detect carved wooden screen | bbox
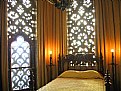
[7,0,37,90]
[67,0,95,54]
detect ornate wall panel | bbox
[67,0,95,54]
[7,0,36,40]
[7,0,37,90]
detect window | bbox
[67,0,95,54]
[7,0,37,90]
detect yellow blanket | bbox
[37,78,105,91]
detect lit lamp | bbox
[111,49,114,64]
[49,51,52,64]
[49,51,53,81]
[111,49,115,90]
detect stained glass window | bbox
[7,0,37,90]
[67,0,95,54]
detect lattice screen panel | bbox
[67,0,95,54]
[7,0,37,90]
[11,36,30,68]
[7,0,37,40]
[11,68,30,90]
[11,36,30,90]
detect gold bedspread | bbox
[37,78,105,91]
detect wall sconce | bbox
[49,51,52,64]
[111,49,114,64]
[111,49,115,90]
[49,51,53,81]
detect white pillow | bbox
[58,70,103,79]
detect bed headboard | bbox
[58,53,104,75]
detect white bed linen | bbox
[37,77,105,91]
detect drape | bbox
[94,0,121,90]
[37,0,67,89]
[0,0,8,91]
[0,0,67,90]
[3,0,121,90]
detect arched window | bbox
[67,0,95,54]
[7,0,37,90]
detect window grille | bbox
[7,0,37,90]
[67,0,95,54]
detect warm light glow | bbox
[49,51,52,55]
[111,49,114,53]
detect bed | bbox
[37,70,105,91]
[37,53,111,91]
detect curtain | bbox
[0,0,67,90]
[37,0,67,89]
[0,0,8,91]
[94,0,121,91]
